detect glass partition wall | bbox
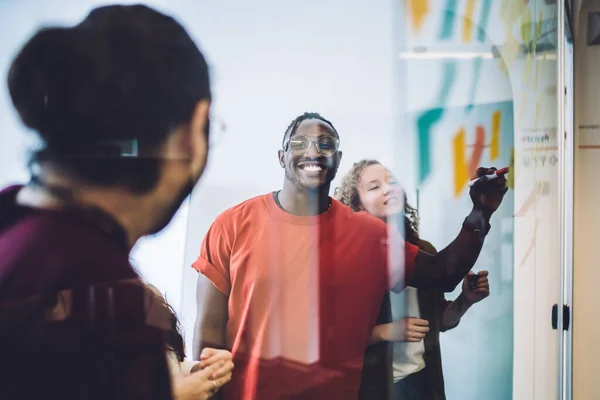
[391,0,572,399]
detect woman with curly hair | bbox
[335,159,491,400]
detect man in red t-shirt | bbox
[193,112,507,400]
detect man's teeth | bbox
[302,165,322,171]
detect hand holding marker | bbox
[467,167,509,188]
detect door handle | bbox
[551,304,570,330]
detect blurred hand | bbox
[386,317,429,342]
[173,361,233,400]
[469,167,508,216]
[462,270,490,305]
[194,348,234,381]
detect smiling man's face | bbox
[357,163,404,220]
[279,118,342,192]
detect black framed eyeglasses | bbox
[283,135,340,157]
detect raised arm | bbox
[404,208,487,292]
[441,270,490,330]
[396,167,507,293]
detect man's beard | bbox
[148,177,197,236]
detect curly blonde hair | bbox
[334,159,420,243]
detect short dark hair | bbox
[8,5,211,193]
[281,112,339,149]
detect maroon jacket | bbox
[0,185,172,399]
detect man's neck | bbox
[277,182,331,216]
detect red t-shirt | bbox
[193,193,419,400]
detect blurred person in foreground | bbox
[192,112,507,399]
[336,159,491,400]
[0,4,231,399]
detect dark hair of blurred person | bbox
[1,2,210,298]
[0,4,212,399]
